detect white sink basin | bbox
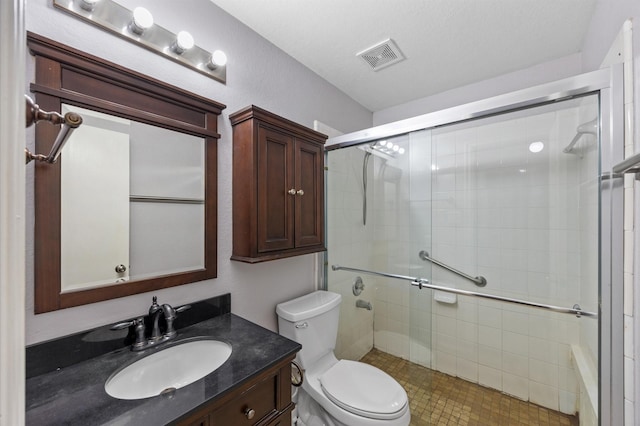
[105,339,232,400]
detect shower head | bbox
[563,118,598,155]
[576,118,598,135]
[358,141,404,161]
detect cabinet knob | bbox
[288,188,297,195]
[296,189,305,196]
[115,264,127,273]
[244,408,255,420]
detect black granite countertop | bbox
[26,313,301,425]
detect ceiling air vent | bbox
[356,39,405,71]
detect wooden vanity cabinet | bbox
[175,355,295,426]
[230,106,327,263]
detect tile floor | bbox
[360,349,579,426]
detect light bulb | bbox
[207,50,227,69]
[398,147,405,154]
[129,7,154,35]
[379,140,387,147]
[392,144,400,152]
[172,31,194,54]
[79,0,100,11]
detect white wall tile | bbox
[502,331,529,356]
[503,351,529,378]
[529,359,559,387]
[479,344,502,370]
[457,357,478,382]
[479,365,502,390]
[503,373,529,401]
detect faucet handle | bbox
[111,317,143,330]
[175,304,191,314]
[162,304,190,339]
[111,317,147,350]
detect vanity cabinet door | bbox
[230,105,327,263]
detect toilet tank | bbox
[276,291,342,369]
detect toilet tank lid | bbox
[276,291,341,322]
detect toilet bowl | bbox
[277,291,410,426]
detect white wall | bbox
[24,0,372,345]
[372,53,583,126]
[0,1,26,424]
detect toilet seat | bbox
[319,360,408,420]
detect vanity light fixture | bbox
[53,0,227,83]
[172,31,194,54]
[128,7,154,35]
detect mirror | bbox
[28,32,225,313]
[60,105,206,292]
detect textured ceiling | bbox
[210,0,597,112]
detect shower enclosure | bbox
[325,68,624,425]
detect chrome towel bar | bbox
[331,264,596,318]
[418,250,487,287]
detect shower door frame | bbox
[323,64,625,425]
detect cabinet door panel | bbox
[257,126,295,252]
[295,139,324,248]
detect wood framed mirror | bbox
[28,33,225,313]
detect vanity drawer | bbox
[174,355,294,426]
[211,374,278,425]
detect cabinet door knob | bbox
[115,264,127,273]
[296,189,305,196]
[288,188,297,195]
[244,408,255,420]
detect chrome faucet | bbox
[111,296,191,351]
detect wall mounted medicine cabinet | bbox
[230,106,327,263]
[28,33,225,313]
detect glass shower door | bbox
[326,130,434,366]
[326,90,605,424]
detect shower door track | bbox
[332,264,597,318]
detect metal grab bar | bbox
[331,264,597,318]
[419,250,487,287]
[612,151,640,179]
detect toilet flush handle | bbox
[295,322,308,329]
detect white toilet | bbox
[276,291,410,426]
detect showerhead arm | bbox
[563,118,597,154]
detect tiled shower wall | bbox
[327,98,600,416]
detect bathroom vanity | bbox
[25,295,301,425]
